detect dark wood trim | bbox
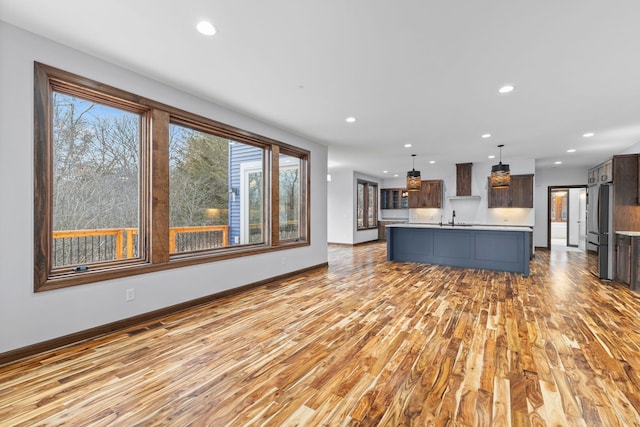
[33,62,53,290]
[1,262,328,367]
[271,145,280,246]
[151,109,170,263]
[546,185,587,249]
[356,179,379,230]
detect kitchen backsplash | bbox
[409,204,534,226]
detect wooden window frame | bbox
[34,62,310,292]
[356,180,378,230]
[276,148,309,244]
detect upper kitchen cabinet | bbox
[408,180,443,208]
[487,174,534,208]
[612,154,640,233]
[588,159,613,186]
[380,188,408,209]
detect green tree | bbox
[169,125,229,227]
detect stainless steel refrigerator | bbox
[587,183,613,279]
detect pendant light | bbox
[407,154,421,191]
[490,144,511,188]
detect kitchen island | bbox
[386,223,532,276]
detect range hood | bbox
[448,163,481,199]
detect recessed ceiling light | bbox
[488,155,496,159]
[383,170,388,174]
[555,161,563,165]
[196,21,216,36]
[583,132,595,138]
[404,143,412,148]
[345,117,356,123]
[498,84,515,94]
[394,174,399,177]
[481,134,492,139]
[567,149,576,153]
[429,160,436,164]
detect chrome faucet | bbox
[449,210,456,226]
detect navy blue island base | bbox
[386,224,532,276]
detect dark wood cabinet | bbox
[487,174,534,208]
[378,221,406,240]
[635,237,640,291]
[488,185,511,208]
[616,234,632,285]
[599,159,613,183]
[616,233,640,291]
[612,154,640,233]
[380,188,408,209]
[588,168,597,186]
[588,159,613,186]
[408,180,443,208]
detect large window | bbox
[357,180,378,230]
[34,63,310,291]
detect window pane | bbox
[357,183,365,228]
[368,184,377,227]
[52,92,141,267]
[169,124,265,252]
[279,154,301,240]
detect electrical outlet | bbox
[125,288,135,302]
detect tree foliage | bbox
[53,93,140,231]
[169,125,229,227]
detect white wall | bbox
[533,166,587,247]
[326,170,382,244]
[619,141,640,155]
[327,169,354,244]
[0,22,328,354]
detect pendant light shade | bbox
[407,154,421,191]
[490,144,510,188]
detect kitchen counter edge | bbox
[386,223,533,232]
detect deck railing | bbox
[52,225,229,267]
[169,225,229,253]
[52,222,299,268]
[247,221,300,242]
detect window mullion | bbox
[271,145,280,246]
[150,109,170,263]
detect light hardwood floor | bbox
[2,243,640,426]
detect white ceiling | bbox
[2,0,640,178]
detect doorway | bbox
[547,185,587,251]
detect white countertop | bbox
[386,223,533,232]
[616,231,640,236]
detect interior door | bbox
[577,188,587,250]
[568,188,585,248]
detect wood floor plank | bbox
[2,243,640,425]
